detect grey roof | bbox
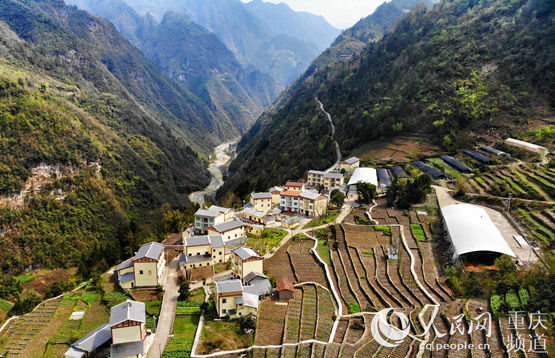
[65,347,86,358]
[70,323,111,354]
[244,272,268,283]
[115,258,134,271]
[244,278,272,296]
[185,235,224,248]
[243,208,266,217]
[269,186,284,193]
[109,300,146,327]
[324,172,343,179]
[216,279,243,294]
[308,170,325,175]
[342,157,360,165]
[377,168,393,187]
[118,272,134,284]
[234,247,261,261]
[251,192,272,199]
[136,242,164,261]
[211,219,244,233]
[179,254,211,265]
[284,216,301,224]
[195,205,231,218]
[110,341,144,358]
[480,145,509,157]
[225,236,248,249]
[300,191,323,200]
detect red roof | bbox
[285,181,304,187]
[280,190,301,197]
[276,279,295,292]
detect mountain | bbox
[66,0,278,134]
[0,0,212,275]
[219,0,554,200]
[117,0,340,89]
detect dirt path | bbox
[189,139,237,205]
[316,98,342,172]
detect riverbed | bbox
[188,139,237,205]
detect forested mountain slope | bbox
[66,0,280,132]
[0,0,211,275]
[220,0,554,200]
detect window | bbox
[222,298,227,304]
[222,309,226,313]
[139,270,143,275]
[199,264,202,267]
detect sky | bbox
[242,0,387,29]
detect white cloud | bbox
[242,0,387,29]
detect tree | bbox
[239,316,256,333]
[357,183,377,204]
[178,281,191,301]
[330,189,345,209]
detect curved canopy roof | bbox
[441,203,515,259]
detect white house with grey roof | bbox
[65,300,148,358]
[340,157,360,172]
[194,205,235,234]
[207,219,246,242]
[115,242,166,289]
[232,247,264,282]
[215,279,266,319]
[179,235,227,271]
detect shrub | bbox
[348,303,361,314]
[518,288,530,307]
[491,295,504,316]
[505,291,520,309]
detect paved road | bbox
[147,258,180,358]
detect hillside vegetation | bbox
[220,0,554,200]
[0,0,212,276]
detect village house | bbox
[194,205,235,234]
[215,280,259,319]
[340,157,360,173]
[250,192,273,212]
[276,279,295,301]
[280,190,301,212]
[247,224,264,236]
[207,219,246,242]
[269,186,284,204]
[285,181,305,191]
[307,170,344,190]
[65,300,148,358]
[179,235,226,270]
[232,247,264,282]
[241,207,268,225]
[299,191,328,217]
[243,272,272,296]
[115,242,166,290]
[307,170,325,187]
[282,216,301,229]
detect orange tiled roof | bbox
[280,190,301,197]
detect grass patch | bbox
[502,176,526,194]
[176,301,203,314]
[81,293,99,305]
[517,209,554,245]
[199,319,253,354]
[305,211,339,228]
[0,299,13,312]
[15,273,36,284]
[410,223,427,241]
[474,176,485,184]
[103,292,130,307]
[162,315,200,358]
[316,239,331,265]
[188,288,205,302]
[348,303,361,314]
[362,249,374,256]
[505,291,520,309]
[375,225,392,235]
[145,300,161,316]
[518,288,530,307]
[246,228,288,255]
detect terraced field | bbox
[300,285,317,340]
[288,239,328,286]
[315,286,335,342]
[265,240,297,283]
[255,299,288,346]
[284,289,303,343]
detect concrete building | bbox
[299,191,328,217]
[250,192,273,212]
[285,181,305,191]
[215,280,259,319]
[307,171,344,190]
[207,219,245,242]
[65,300,147,358]
[194,206,235,233]
[179,235,226,270]
[280,190,301,212]
[340,157,360,172]
[276,279,295,301]
[116,242,166,290]
[269,186,284,204]
[232,247,264,282]
[242,207,268,225]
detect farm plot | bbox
[254,299,288,346]
[380,245,416,308]
[265,240,297,283]
[342,224,389,248]
[284,289,303,343]
[300,285,317,341]
[287,240,327,286]
[315,286,335,342]
[517,208,555,245]
[329,249,357,312]
[446,300,470,358]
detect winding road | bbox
[316,98,342,172]
[189,139,237,205]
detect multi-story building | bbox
[339,157,360,173]
[116,242,166,290]
[285,181,305,191]
[307,171,344,189]
[194,205,235,233]
[179,235,226,270]
[299,192,328,217]
[307,170,325,187]
[232,247,264,282]
[279,190,301,212]
[215,280,259,319]
[207,219,245,242]
[249,192,273,212]
[269,186,284,204]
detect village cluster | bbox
[60,137,552,358]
